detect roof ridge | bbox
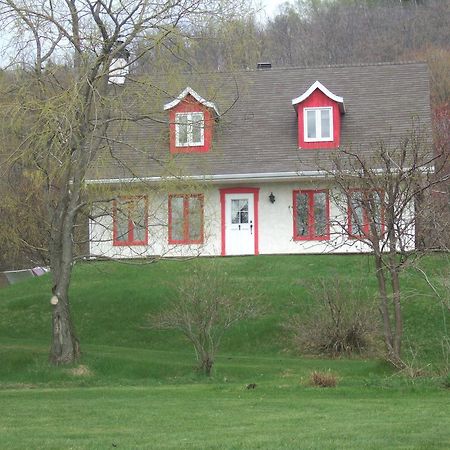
[150,60,428,78]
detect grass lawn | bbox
[0,255,449,448]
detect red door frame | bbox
[219,187,260,256]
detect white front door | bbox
[225,193,255,255]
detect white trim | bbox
[292,80,345,113]
[164,86,220,116]
[303,107,333,142]
[85,166,434,186]
[175,112,205,147]
[85,171,329,185]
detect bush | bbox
[285,278,379,357]
[309,370,338,388]
[149,267,262,376]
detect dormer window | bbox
[175,112,204,147]
[164,87,219,154]
[304,107,333,142]
[292,81,344,150]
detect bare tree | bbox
[0,0,246,365]
[329,126,448,366]
[150,267,262,376]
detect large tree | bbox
[0,0,247,364]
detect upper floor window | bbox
[164,87,219,154]
[293,190,330,240]
[304,107,333,142]
[113,196,148,246]
[292,80,344,149]
[175,112,204,147]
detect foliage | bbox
[309,370,339,388]
[0,0,250,365]
[149,266,262,375]
[285,278,380,357]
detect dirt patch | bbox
[67,365,93,377]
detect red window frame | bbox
[169,95,213,154]
[113,196,148,246]
[168,194,204,245]
[347,190,385,238]
[293,189,330,240]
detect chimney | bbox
[109,42,130,85]
[257,62,272,70]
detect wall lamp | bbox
[269,192,276,203]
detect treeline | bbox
[134,0,449,106]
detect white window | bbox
[304,107,333,142]
[175,112,204,147]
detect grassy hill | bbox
[0,254,448,385]
[0,255,449,449]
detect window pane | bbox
[306,110,316,139]
[190,112,204,145]
[239,199,249,224]
[296,193,309,236]
[314,192,327,236]
[132,197,147,242]
[231,199,240,224]
[116,201,129,242]
[171,196,184,241]
[371,191,382,233]
[321,109,331,138]
[188,196,202,241]
[176,114,188,145]
[350,192,364,235]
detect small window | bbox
[348,190,384,238]
[113,196,148,246]
[175,112,204,147]
[304,107,333,142]
[169,194,204,244]
[293,190,330,240]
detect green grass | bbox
[0,255,449,448]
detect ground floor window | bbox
[348,190,384,238]
[113,196,148,246]
[293,190,330,240]
[168,194,204,244]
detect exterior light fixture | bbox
[269,192,275,203]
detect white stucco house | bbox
[86,62,431,258]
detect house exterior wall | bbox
[89,181,416,258]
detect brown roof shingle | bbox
[88,61,432,181]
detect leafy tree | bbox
[0,0,247,365]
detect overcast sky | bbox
[261,0,291,17]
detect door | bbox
[224,193,255,255]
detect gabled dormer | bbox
[164,87,219,154]
[292,81,345,150]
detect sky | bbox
[261,0,291,17]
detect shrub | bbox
[285,278,379,357]
[149,267,262,376]
[309,370,338,388]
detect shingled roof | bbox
[88,61,431,183]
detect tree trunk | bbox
[49,287,80,364]
[48,174,82,365]
[389,257,403,366]
[200,354,214,376]
[374,253,394,355]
